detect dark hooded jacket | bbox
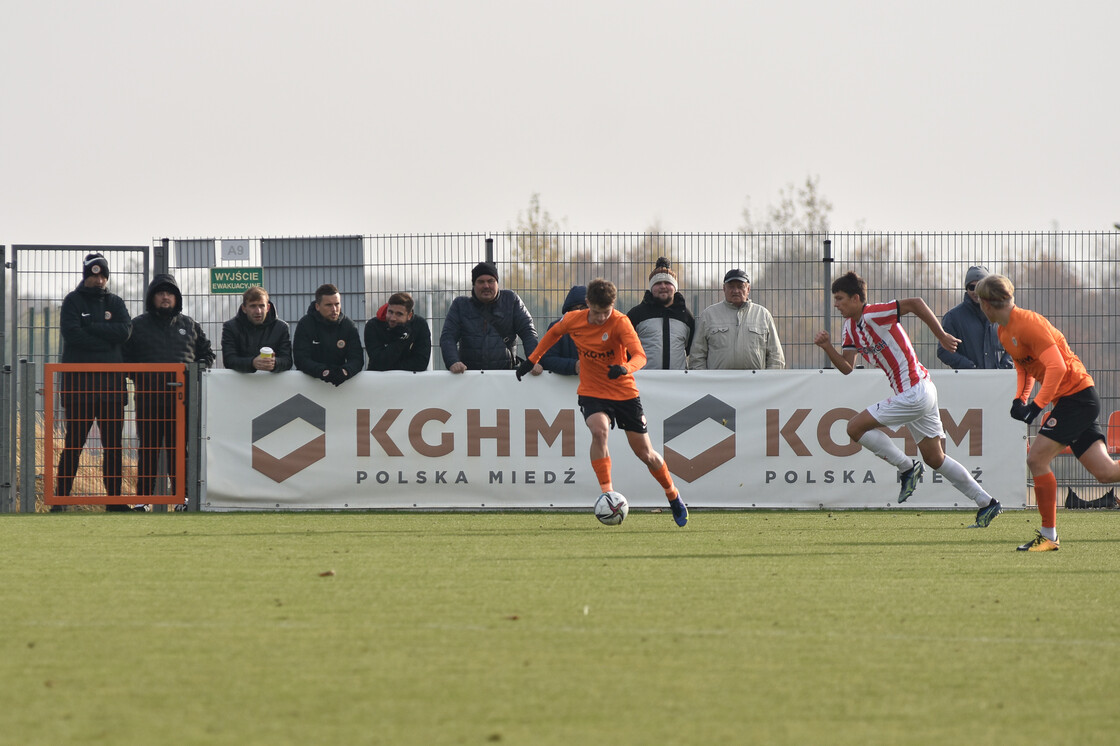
[937,292,1013,370]
[221,301,294,373]
[293,300,365,383]
[124,274,215,367]
[540,286,586,376]
[439,289,538,370]
[626,290,695,370]
[59,279,132,405]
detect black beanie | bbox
[83,252,109,280]
[472,261,499,283]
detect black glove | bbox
[515,359,535,381]
[607,365,626,380]
[1009,399,1029,421]
[1023,402,1042,425]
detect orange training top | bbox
[529,308,646,400]
[998,306,1093,408]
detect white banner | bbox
[202,368,1027,511]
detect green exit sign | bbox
[210,267,263,294]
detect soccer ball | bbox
[594,491,628,526]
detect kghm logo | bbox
[663,394,735,482]
[252,394,327,482]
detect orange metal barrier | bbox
[44,363,186,507]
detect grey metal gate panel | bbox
[261,236,367,326]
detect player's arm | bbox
[1030,344,1067,409]
[898,297,960,353]
[813,330,856,375]
[519,316,565,380]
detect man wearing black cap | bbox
[690,268,785,370]
[440,261,541,374]
[124,273,215,509]
[937,265,1012,370]
[54,253,133,512]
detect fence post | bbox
[485,236,494,264]
[155,238,170,278]
[185,363,202,511]
[821,238,833,343]
[19,359,37,513]
[0,366,10,513]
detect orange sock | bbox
[649,462,678,502]
[591,457,612,492]
[1035,471,1057,529]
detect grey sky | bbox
[2,0,1117,245]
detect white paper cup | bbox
[260,347,274,359]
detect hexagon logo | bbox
[251,394,327,482]
[663,394,735,482]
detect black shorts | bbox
[578,395,648,434]
[1038,385,1105,458]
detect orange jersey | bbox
[998,306,1093,407]
[530,308,647,400]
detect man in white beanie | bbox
[937,265,1013,370]
[626,257,695,370]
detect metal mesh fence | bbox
[7,232,1120,508]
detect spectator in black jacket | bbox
[124,273,215,506]
[221,286,293,373]
[364,292,431,372]
[55,253,133,512]
[293,283,364,385]
[440,261,541,374]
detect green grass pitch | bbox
[2,509,1119,745]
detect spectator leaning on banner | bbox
[937,265,1013,370]
[690,268,785,370]
[55,252,133,512]
[626,257,695,370]
[440,261,542,375]
[539,285,588,376]
[293,283,365,385]
[123,272,215,509]
[221,286,293,373]
[364,291,432,372]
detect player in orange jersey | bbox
[516,278,688,526]
[976,274,1120,551]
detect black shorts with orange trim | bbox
[1038,385,1105,457]
[578,395,648,433]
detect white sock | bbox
[1040,526,1058,541]
[857,429,912,471]
[933,456,993,507]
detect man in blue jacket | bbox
[55,253,133,512]
[440,261,541,375]
[937,265,1013,370]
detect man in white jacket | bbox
[689,268,785,370]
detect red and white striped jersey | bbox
[841,301,929,394]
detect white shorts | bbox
[867,378,944,442]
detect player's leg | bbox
[585,411,613,492]
[848,409,913,471]
[1076,440,1120,484]
[619,406,687,527]
[916,435,1001,525]
[1022,435,1065,549]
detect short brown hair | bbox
[315,283,339,302]
[975,275,1013,307]
[831,271,866,302]
[586,278,617,308]
[387,292,414,314]
[242,286,268,304]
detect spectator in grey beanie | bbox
[937,265,1013,370]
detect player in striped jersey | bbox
[515,278,688,527]
[976,273,1120,551]
[814,271,1003,527]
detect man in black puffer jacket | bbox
[293,283,365,385]
[221,286,293,373]
[55,253,133,512]
[124,273,215,505]
[364,291,431,372]
[440,261,541,374]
